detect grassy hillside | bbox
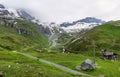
[0,19,48,51]
[65,21,120,56]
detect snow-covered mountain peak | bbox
[7,8,20,17]
[60,17,106,33]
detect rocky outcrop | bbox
[16,28,32,35]
[0,17,32,35]
[76,59,97,71]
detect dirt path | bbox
[13,51,94,77]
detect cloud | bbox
[0,0,120,23]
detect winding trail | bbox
[13,51,94,77]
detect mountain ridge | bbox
[60,17,106,27]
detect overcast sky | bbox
[0,0,120,23]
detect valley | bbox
[0,3,120,77]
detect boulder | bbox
[76,59,97,71]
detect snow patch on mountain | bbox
[7,8,20,17]
[61,22,100,33]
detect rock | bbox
[77,59,97,71]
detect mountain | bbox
[60,17,106,33]
[0,4,48,51]
[76,17,106,24]
[17,9,35,20]
[0,4,35,20]
[0,4,59,36]
[60,17,105,27]
[64,21,120,56]
[37,17,106,37]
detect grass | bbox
[24,51,120,77]
[0,50,83,77]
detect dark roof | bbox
[0,4,5,9]
[103,51,113,56]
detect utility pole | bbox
[62,46,65,53]
[93,40,96,64]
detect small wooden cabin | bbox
[102,50,117,60]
